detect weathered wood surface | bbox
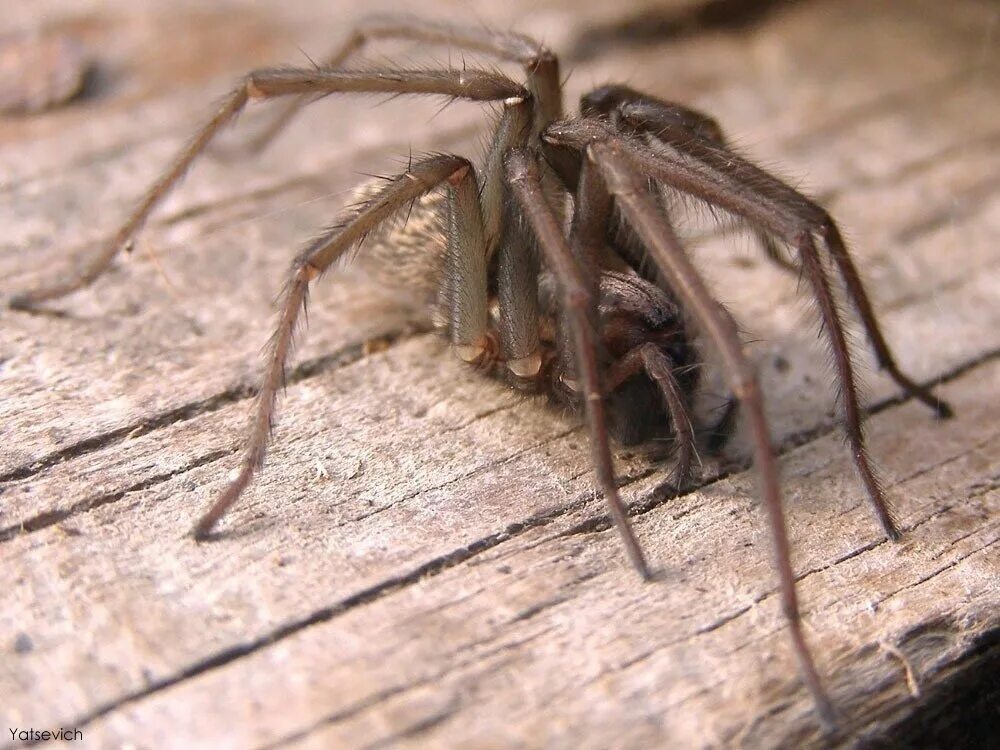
[1,0,998,747]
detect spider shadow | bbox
[4,300,76,321]
[189,515,277,543]
[568,0,810,61]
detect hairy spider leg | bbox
[561,110,939,540]
[571,152,735,483]
[620,98,953,420]
[819,220,952,418]
[507,148,651,580]
[455,95,542,375]
[581,85,798,276]
[10,67,527,308]
[195,88,547,541]
[245,15,562,154]
[569,157,699,486]
[615,112,902,537]
[192,154,490,539]
[589,140,836,728]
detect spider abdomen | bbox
[348,183,449,314]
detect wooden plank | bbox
[1,0,998,747]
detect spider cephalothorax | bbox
[10,16,953,727]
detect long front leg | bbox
[10,67,525,308]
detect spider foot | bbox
[8,290,42,310]
[927,395,955,420]
[890,368,954,419]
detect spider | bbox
[10,16,953,728]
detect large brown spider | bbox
[11,16,953,728]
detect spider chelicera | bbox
[11,16,953,727]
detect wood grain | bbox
[1,0,998,747]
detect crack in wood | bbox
[255,627,556,750]
[882,534,999,604]
[359,698,461,750]
[0,330,413,487]
[967,473,1000,500]
[505,569,603,625]
[781,66,987,153]
[888,430,999,489]
[881,257,1000,316]
[934,519,1000,559]
[0,448,232,542]
[603,514,957,681]
[816,129,1000,202]
[894,173,1000,244]
[548,344,1000,548]
[340,424,582,529]
[734,500,994,623]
